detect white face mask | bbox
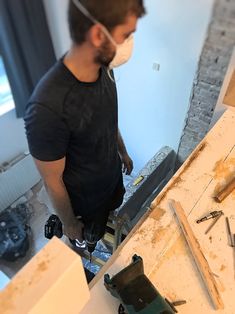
[100,27,134,69]
[72,0,134,69]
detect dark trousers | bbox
[81,176,125,241]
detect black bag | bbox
[0,204,31,262]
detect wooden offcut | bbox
[169,199,224,310]
[213,177,235,202]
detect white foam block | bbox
[0,237,90,314]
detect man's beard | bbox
[94,39,116,67]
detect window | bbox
[0,56,14,116]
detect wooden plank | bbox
[169,199,224,310]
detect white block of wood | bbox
[0,237,90,314]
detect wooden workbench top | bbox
[81,109,235,314]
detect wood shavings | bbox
[220,264,226,272]
[151,226,169,245]
[150,207,166,220]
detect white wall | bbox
[116,0,214,171]
[0,110,28,164]
[43,0,214,172]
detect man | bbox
[24,0,146,249]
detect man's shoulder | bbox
[27,59,76,113]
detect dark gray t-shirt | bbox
[24,59,122,217]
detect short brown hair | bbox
[68,0,146,44]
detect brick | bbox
[177,0,235,163]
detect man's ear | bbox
[88,24,106,48]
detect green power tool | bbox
[104,255,176,314]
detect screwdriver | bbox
[196,211,223,224]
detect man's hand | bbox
[120,153,133,175]
[117,130,133,175]
[63,219,84,242]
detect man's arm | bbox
[34,157,83,241]
[118,129,133,175]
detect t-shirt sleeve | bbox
[24,103,70,161]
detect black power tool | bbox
[44,215,63,239]
[105,255,184,314]
[44,214,103,261]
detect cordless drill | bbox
[44,214,103,261]
[83,220,104,262]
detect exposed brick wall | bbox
[176,0,235,167]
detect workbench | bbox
[81,109,235,314]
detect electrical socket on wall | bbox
[153,62,160,72]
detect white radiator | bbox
[0,154,41,212]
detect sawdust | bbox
[173,177,184,186]
[0,284,19,312]
[151,226,169,245]
[137,227,147,235]
[150,235,188,274]
[134,207,170,243]
[163,235,188,257]
[150,207,166,221]
[37,261,48,272]
[134,226,150,243]
[209,251,217,260]
[213,158,235,178]
[219,264,226,272]
[0,258,50,312]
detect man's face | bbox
[94,14,138,67]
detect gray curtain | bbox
[0,0,56,118]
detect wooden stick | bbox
[214,177,235,203]
[169,199,224,310]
